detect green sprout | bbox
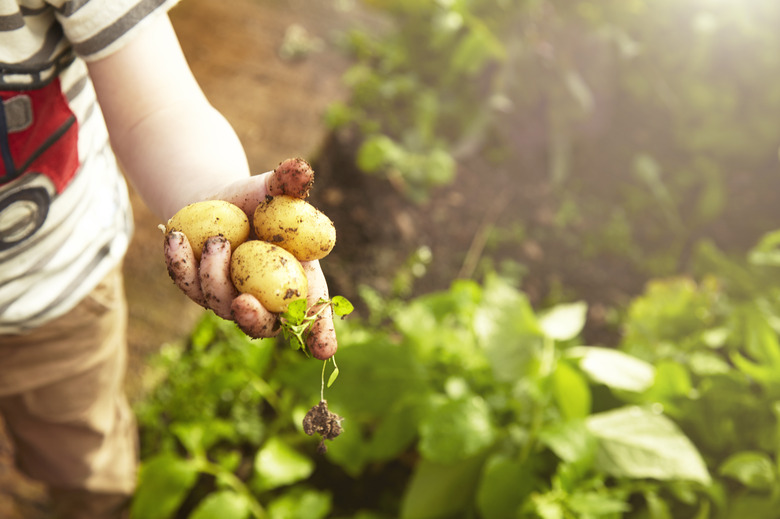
[280,295,354,389]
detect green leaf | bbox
[418,395,496,463]
[569,346,655,392]
[326,366,340,388]
[331,295,355,317]
[474,274,543,382]
[552,361,591,419]
[748,230,780,267]
[400,454,487,519]
[130,454,200,519]
[356,134,403,173]
[367,399,420,462]
[282,299,307,324]
[476,454,537,519]
[189,491,252,519]
[319,338,427,420]
[641,360,693,414]
[730,351,775,385]
[253,437,315,491]
[422,148,456,186]
[567,491,630,516]
[718,451,777,490]
[450,21,505,75]
[171,421,236,458]
[538,301,587,341]
[586,406,711,484]
[688,351,731,376]
[531,493,564,519]
[267,488,332,519]
[742,306,780,368]
[539,420,596,466]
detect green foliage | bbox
[131,229,780,517]
[279,296,355,356]
[332,0,780,281]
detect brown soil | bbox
[0,1,354,516]
[303,400,344,454]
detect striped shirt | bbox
[0,0,178,333]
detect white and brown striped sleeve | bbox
[49,0,180,61]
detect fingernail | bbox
[166,231,184,252]
[203,236,228,255]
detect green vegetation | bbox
[132,230,780,518]
[329,0,780,274]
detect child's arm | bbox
[85,13,338,352]
[86,13,254,221]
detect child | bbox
[0,1,336,517]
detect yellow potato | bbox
[230,240,308,313]
[253,195,336,262]
[166,200,250,261]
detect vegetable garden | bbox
[130,1,780,518]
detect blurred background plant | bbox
[132,230,780,518]
[325,0,780,276]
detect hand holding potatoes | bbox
[163,158,339,359]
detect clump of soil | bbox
[302,400,343,454]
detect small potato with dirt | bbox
[165,200,249,261]
[230,240,308,313]
[253,195,336,262]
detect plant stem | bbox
[321,360,327,402]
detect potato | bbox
[166,200,249,261]
[253,195,336,261]
[230,240,308,313]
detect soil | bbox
[303,400,344,454]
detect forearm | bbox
[87,13,254,222]
[108,99,252,221]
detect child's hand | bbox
[163,159,337,357]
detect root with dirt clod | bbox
[302,400,343,454]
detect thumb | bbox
[211,157,315,215]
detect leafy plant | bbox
[329,0,780,282]
[132,226,780,518]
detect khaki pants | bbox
[0,267,137,519]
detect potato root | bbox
[230,240,308,313]
[253,195,336,261]
[166,200,249,261]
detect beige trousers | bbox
[0,267,138,519]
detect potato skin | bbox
[230,240,308,313]
[253,195,336,261]
[166,200,250,261]
[268,158,314,198]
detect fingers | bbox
[166,157,324,344]
[232,293,280,339]
[166,231,279,336]
[199,236,238,319]
[166,232,337,354]
[207,158,315,217]
[165,231,206,306]
[302,260,338,360]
